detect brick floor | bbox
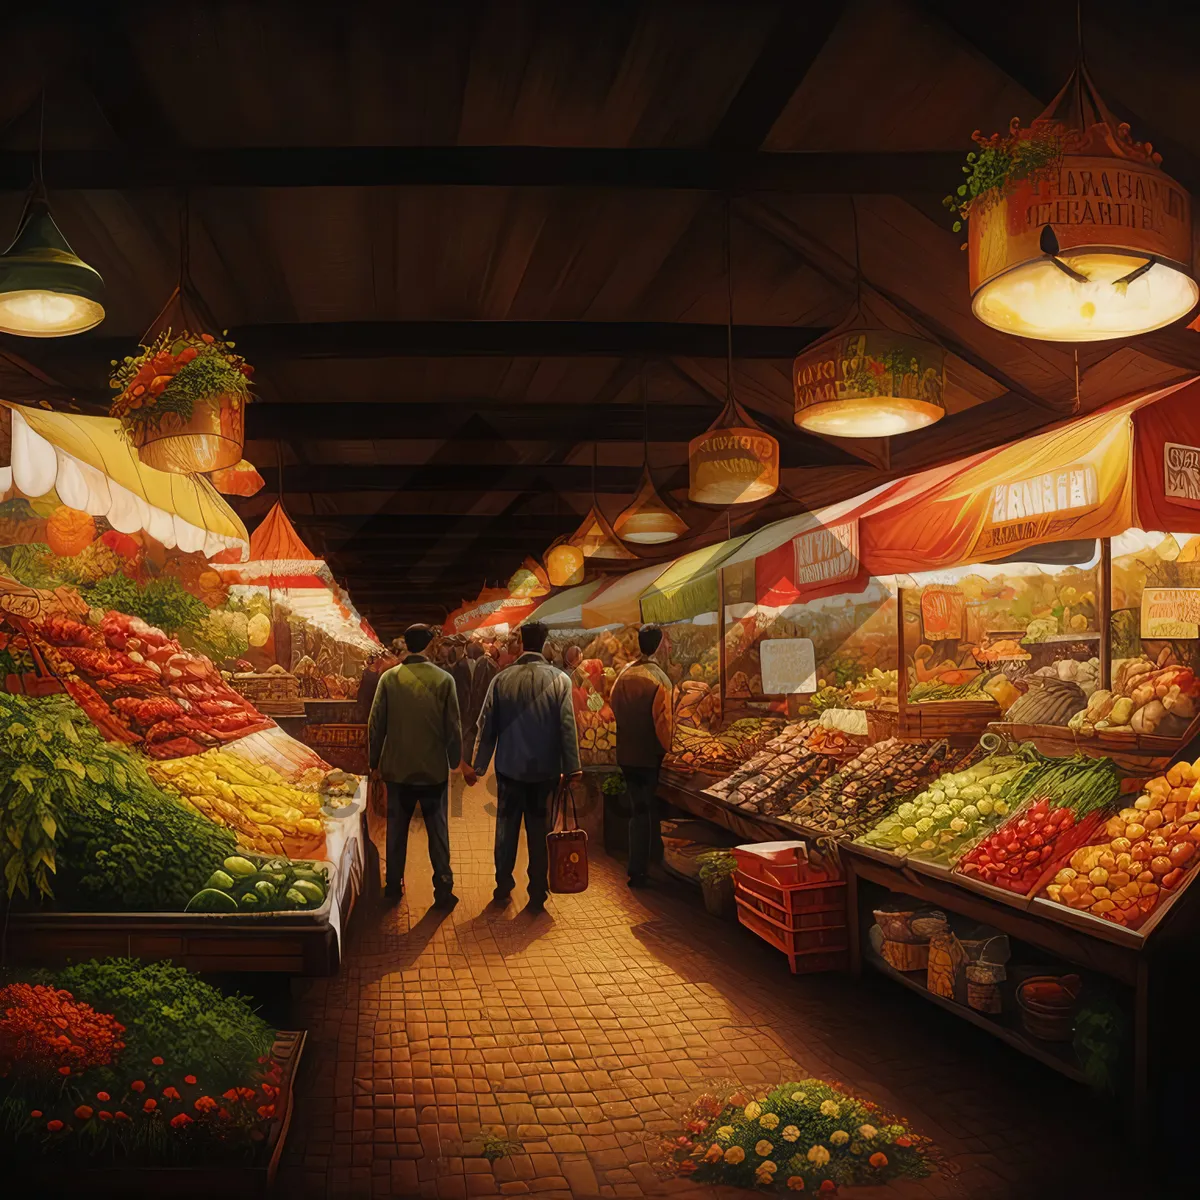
[278,775,1127,1199]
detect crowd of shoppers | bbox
[368,619,672,910]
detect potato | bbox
[1134,795,1154,812]
[1144,810,1165,831]
[1108,872,1131,889]
[1141,881,1160,896]
[1111,837,1132,854]
[1088,866,1109,886]
[1092,899,1116,914]
[1125,823,1147,841]
[1092,886,1111,900]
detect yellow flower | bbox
[704,1143,724,1163]
[830,1130,849,1146]
[744,1102,762,1120]
[755,1163,777,1184]
[759,1112,779,1130]
[807,1144,831,1166]
[755,1139,774,1157]
[858,1124,878,1139]
[790,1091,807,1104]
[716,1125,735,1141]
[725,1145,746,1165]
[782,1125,800,1142]
[786,1177,807,1192]
[819,1100,840,1118]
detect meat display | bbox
[31,610,274,758]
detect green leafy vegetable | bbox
[84,573,209,636]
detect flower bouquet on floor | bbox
[657,1078,935,1192]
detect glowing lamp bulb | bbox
[0,287,104,336]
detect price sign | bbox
[1142,587,1200,639]
[760,637,816,695]
[921,588,965,640]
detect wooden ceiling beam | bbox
[0,147,963,193]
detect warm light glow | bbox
[545,542,585,587]
[0,288,104,336]
[617,523,681,545]
[615,469,687,544]
[688,424,779,506]
[973,252,1199,342]
[796,396,943,438]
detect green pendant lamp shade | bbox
[0,199,105,336]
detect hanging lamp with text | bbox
[688,201,779,505]
[949,56,1195,342]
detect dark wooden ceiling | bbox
[2,0,1200,635]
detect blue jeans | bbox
[494,773,555,902]
[386,781,454,899]
[623,765,662,881]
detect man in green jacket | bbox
[368,624,462,908]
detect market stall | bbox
[0,403,365,976]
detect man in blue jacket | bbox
[466,620,581,912]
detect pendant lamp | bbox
[545,540,585,587]
[688,201,779,505]
[795,202,945,438]
[615,368,688,544]
[968,59,1195,341]
[572,448,637,560]
[0,98,104,337]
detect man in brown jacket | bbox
[610,624,673,888]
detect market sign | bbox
[793,329,945,438]
[760,637,816,695]
[1164,442,1200,507]
[978,463,1101,552]
[792,521,859,588]
[920,588,965,640]
[1141,587,1200,639]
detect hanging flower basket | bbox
[109,330,252,475]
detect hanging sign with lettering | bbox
[792,521,860,588]
[1142,587,1200,639]
[1164,442,1200,507]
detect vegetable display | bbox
[955,755,1122,895]
[149,752,327,858]
[1069,652,1198,738]
[1,958,284,1165]
[1042,757,1200,927]
[1000,676,1088,726]
[857,753,1026,862]
[665,717,787,774]
[187,854,329,913]
[0,692,238,910]
[782,739,978,838]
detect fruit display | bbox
[664,716,787,774]
[571,655,619,766]
[1041,757,1200,928]
[30,609,274,758]
[782,739,980,838]
[1068,651,1199,738]
[673,680,719,732]
[1000,676,1088,726]
[857,752,1027,861]
[703,721,858,816]
[149,751,328,858]
[955,755,1122,894]
[224,724,340,790]
[187,853,330,913]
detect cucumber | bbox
[223,856,258,878]
[239,890,262,909]
[290,878,325,904]
[285,886,311,907]
[255,880,277,902]
[186,888,238,913]
[204,870,235,891]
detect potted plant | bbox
[109,329,252,475]
[697,849,738,920]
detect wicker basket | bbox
[1016,974,1080,1042]
[880,937,930,972]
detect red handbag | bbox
[546,780,589,894]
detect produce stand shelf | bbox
[17,1030,305,1197]
[658,770,799,845]
[3,809,367,976]
[863,947,1090,1085]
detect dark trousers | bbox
[386,781,454,899]
[494,773,555,902]
[623,765,662,881]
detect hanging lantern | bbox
[794,327,945,438]
[110,328,251,474]
[545,540,585,587]
[962,64,1196,342]
[688,398,778,505]
[615,465,688,544]
[570,503,637,561]
[0,199,104,337]
[508,556,551,598]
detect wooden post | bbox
[896,587,909,726]
[1100,537,1113,691]
[716,568,727,724]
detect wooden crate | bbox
[900,700,1000,739]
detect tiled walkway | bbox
[280,775,1125,1199]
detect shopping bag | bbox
[547,779,589,894]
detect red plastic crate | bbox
[735,871,847,919]
[735,882,847,930]
[736,898,848,975]
[731,843,841,888]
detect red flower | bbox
[895,1136,912,1148]
[151,1057,164,1066]
[217,1108,231,1120]
[0,983,125,1081]
[256,1056,267,1064]
[194,1096,218,1114]
[74,1106,93,1120]
[222,1088,239,1102]
[46,1120,64,1132]
[115,1111,130,1121]
[260,1083,276,1098]
[237,1087,255,1101]
[143,1099,157,1112]
[96,1092,110,1102]
[256,1104,275,1119]
[169,1113,193,1128]
[99,1111,113,1122]
[57,1066,71,1076]
[30,1110,42,1119]
[184,1075,197,1085]
[131,1081,145,1093]
[162,1087,181,1101]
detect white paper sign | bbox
[760,637,816,695]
